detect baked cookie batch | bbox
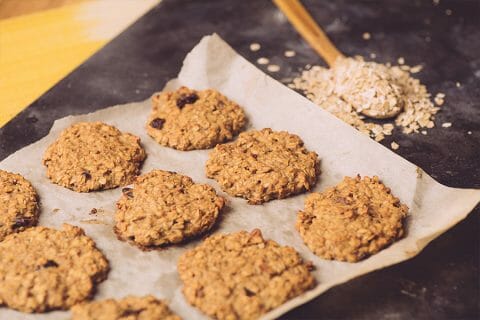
[0,86,409,319]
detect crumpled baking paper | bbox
[1,34,479,320]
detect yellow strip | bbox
[0,0,159,127]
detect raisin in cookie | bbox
[296,175,409,262]
[146,86,246,150]
[0,170,39,241]
[206,128,319,204]
[115,170,225,250]
[43,122,146,192]
[178,229,315,320]
[71,295,181,320]
[0,224,109,312]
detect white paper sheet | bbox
[1,34,479,320]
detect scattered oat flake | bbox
[284,50,296,57]
[421,130,427,135]
[442,122,452,128]
[267,64,280,72]
[362,32,371,40]
[456,82,461,87]
[249,43,261,51]
[434,96,444,106]
[397,57,405,65]
[445,9,452,15]
[257,57,269,65]
[410,65,423,73]
[391,142,399,150]
[467,131,472,135]
[370,53,377,59]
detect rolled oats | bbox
[291,57,441,141]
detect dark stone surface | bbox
[0,0,478,319]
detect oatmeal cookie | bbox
[115,170,225,250]
[178,229,316,320]
[206,128,319,204]
[146,86,246,150]
[43,122,146,192]
[296,175,409,262]
[71,295,181,320]
[0,170,39,241]
[0,224,109,312]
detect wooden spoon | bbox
[273,0,403,119]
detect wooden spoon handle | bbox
[273,0,344,67]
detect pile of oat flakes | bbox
[289,57,445,147]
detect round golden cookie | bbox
[0,170,39,241]
[178,229,316,320]
[0,224,109,312]
[43,122,146,192]
[296,175,409,262]
[146,86,246,150]
[206,128,319,204]
[71,295,181,320]
[114,170,225,250]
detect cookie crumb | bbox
[421,130,427,135]
[397,57,405,65]
[362,32,371,40]
[442,122,452,128]
[391,142,400,150]
[257,57,269,65]
[284,50,296,57]
[369,53,377,59]
[249,43,261,51]
[467,131,472,135]
[456,82,461,87]
[267,64,280,72]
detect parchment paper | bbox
[1,34,479,320]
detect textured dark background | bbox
[1,0,479,319]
